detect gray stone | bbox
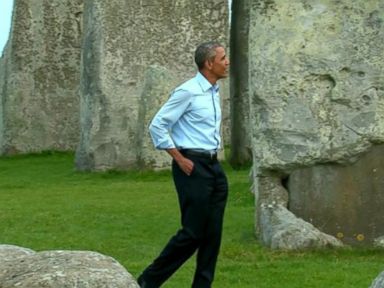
[0,249,139,288]
[76,0,229,171]
[249,0,384,249]
[0,244,36,261]
[370,272,384,288]
[0,0,83,155]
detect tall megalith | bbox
[76,0,229,171]
[229,0,252,167]
[249,0,384,248]
[0,0,83,154]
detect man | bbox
[138,41,230,288]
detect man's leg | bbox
[192,161,228,288]
[138,157,215,287]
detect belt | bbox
[180,149,218,160]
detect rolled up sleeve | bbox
[149,89,191,149]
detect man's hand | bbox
[166,148,194,176]
[176,156,194,176]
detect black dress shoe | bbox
[137,275,145,287]
[137,273,160,288]
[137,275,150,288]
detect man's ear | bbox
[204,59,213,70]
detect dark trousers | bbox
[138,154,228,288]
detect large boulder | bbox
[259,204,343,250]
[0,246,139,288]
[76,0,229,171]
[370,272,384,288]
[249,0,384,248]
[0,0,83,155]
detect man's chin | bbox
[218,71,229,79]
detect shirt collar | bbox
[195,72,219,93]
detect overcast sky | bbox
[0,0,232,55]
[0,0,13,54]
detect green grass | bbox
[0,152,383,287]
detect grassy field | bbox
[0,152,383,287]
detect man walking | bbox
[138,41,230,288]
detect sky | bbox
[0,0,232,55]
[0,0,13,54]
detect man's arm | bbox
[148,89,191,149]
[148,89,194,175]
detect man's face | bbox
[209,47,230,80]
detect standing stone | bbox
[229,0,252,167]
[249,0,384,248]
[0,0,83,155]
[76,0,229,171]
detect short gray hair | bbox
[194,41,223,70]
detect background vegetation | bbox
[0,152,383,287]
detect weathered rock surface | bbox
[370,272,384,288]
[259,204,343,250]
[136,65,174,169]
[0,244,36,261]
[0,0,83,155]
[249,0,384,249]
[289,145,384,245]
[0,246,139,288]
[76,0,229,171]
